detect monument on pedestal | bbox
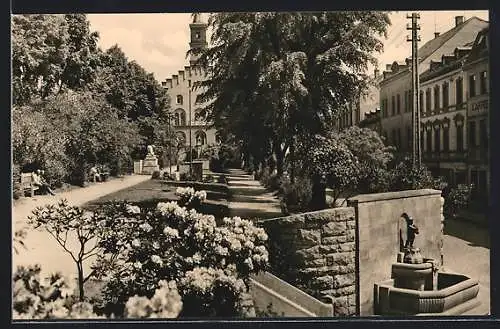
[142,145,160,175]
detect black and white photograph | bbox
[11,10,491,320]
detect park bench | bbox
[20,173,39,197]
[90,168,110,183]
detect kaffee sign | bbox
[469,99,488,116]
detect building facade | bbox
[379,16,488,157]
[462,27,489,199]
[161,15,217,160]
[379,16,489,198]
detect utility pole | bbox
[407,13,422,168]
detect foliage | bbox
[14,228,28,255]
[388,157,445,192]
[203,174,215,183]
[175,187,207,208]
[28,200,106,301]
[163,172,177,181]
[13,265,182,319]
[13,265,103,319]
[255,302,285,317]
[444,184,473,218]
[192,12,391,176]
[92,202,268,317]
[279,176,313,215]
[151,170,161,180]
[180,173,196,182]
[123,280,182,319]
[13,164,23,199]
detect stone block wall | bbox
[260,207,357,316]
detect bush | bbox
[151,170,161,179]
[279,176,313,215]
[163,172,176,181]
[175,187,207,209]
[12,265,182,319]
[388,157,444,191]
[179,173,195,181]
[444,184,473,218]
[265,174,281,191]
[13,164,22,199]
[92,202,269,317]
[258,167,272,187]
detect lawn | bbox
[84,179,230,219]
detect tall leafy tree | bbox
[192,12,391,176]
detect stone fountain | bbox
[374,213,482,316]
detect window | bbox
[404,91,408,112]
[434,127,440,152]
[443,127,450,152]
[426,89,432,114]
[174,109,186,126]
[469,75,476,97]
[442,82,449,108]
[391,96,395,116]
[397,94,401,114]
[457,125,464,151]
[434,85,440,110]
[456,77,463,105]
[408,89,413,112]
[196,32,201,39]
[480,71,488,95]
[426,130,432,152]
[195,131,207,146]
[469,121,476,147]
[176,95,183,105]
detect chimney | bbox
[434,32,440,38]
[455,16,464,26]
[374,68,379,78]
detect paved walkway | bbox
[13,174,151,278]
[226,169,282,220]
[443,219,490,314]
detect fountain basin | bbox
[392,262,434,291]
[374,272,480,315]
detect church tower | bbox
[189,14,208,66]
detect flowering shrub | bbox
[93,201,268,317]
[13,265,182,319]
[444,184,473,218]
[175,187,207,208]
[12,265,103,319]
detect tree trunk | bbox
[290,140,295,184]
[77,262,85,301]
[310,174,326,210]
[275,149,284,177]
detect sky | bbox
[87,10,489,83]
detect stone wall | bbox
[348,189,443,316]
[260,208,357,316]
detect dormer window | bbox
[176,95,183,105]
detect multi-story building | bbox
[338,69,382,130]
[379,16,488,156]
[161,15,217,159]
[462,27,489,199]
[380,16,490,200]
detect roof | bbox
[417,16,488,64]
[464,26,489,64]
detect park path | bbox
[13,174,151,278]
[226,169,282,220]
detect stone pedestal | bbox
[142,155,159,175]
[133,160,143,174]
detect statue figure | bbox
[192,13,201,23]
[147,145,155,156]
[402,213,419,249]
